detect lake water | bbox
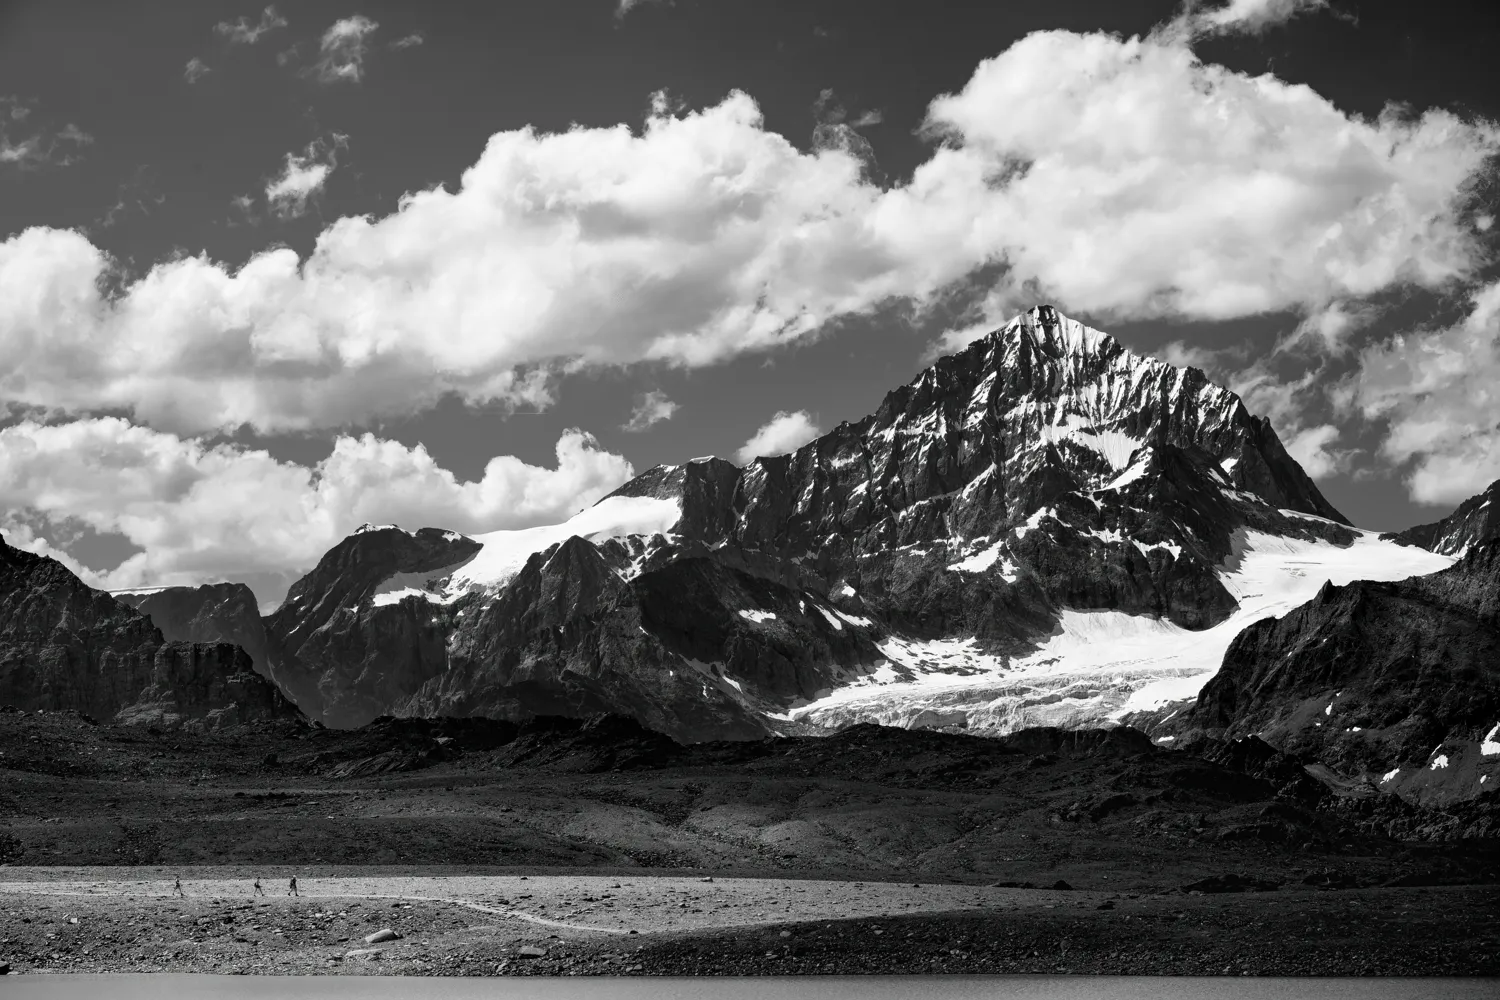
[3,976,1497,1000]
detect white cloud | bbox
[0,418,634,597]
[264,138,343,219]
[214,6,288,45]
[616,0,671,19]
[0,98,92,169]
[184,57,211,84]
[735,411,821,464]
[1283,423,1345,479]
[621,390,678,432]
[908,30,1499,329]
[1347,281,1500,504]
[310,15,379,83]
[1182,0,1334,37]
[390,33,424,50]
[0,27,1495,443]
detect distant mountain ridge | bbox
[188,305,1451,742]
[1383,478,1500,557]
[0,537,299,730]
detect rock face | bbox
[116,642,297,732]
[257,306,1451,741]
[261,525,482,728]
[114,583,271,677]
[1181,540,1500,804]
[1383,478,1500,556]
[0,536,299,730]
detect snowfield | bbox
[445,495,682,595]
[789,527,1455,734]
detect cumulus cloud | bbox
[621,390,678,432]
[1346,281,1500,503]
[913,30,1498,330]
[310,15,379,83]
[0,27,1495,443]
[0,418,634,601]
[264,137,344,218]
[735,411,821,464]
[183,57,211,84]
[214,5,288,45]
[390,32,424,50]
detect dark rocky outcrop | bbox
[114,582,272,678]
[116,641,299,732]
[0,536,298,730]
[1180,541,1500,803]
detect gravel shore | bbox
[2,872,1494,977]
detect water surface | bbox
[4,975,1497,1000]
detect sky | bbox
[1,0,1498,608]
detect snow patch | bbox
[446,495,681,594]
[814,605,844,631]
[1482,723,1500,757]
[948,539,1014,577]
[738,610,777,624]
[1430,755,1449,770]
[793,527,1455,734]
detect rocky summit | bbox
[238,306,1454,741]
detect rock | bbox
[114,583,274,684]
[517,945,546,959]
[363,928,401,944]
[1096,900,1115,910]
[0,537,300,730]
[1182,874,1281,894]
[0,961,9,974]
[1183,540,1500,807]
[343,948,382,960]
[1050,880,1074,891]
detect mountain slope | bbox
[114,583,272,678]
[1383,478,1500,557]
[251,306,1459,740]
[1178,540,1500,805]
[0,536,298,730]
[261,525,482,728]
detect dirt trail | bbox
[0,872,1069,937]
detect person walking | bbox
[253,878,266,896]
[173,877,184,897]
[288,875,299,897]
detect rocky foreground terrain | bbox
[3,877,1495,977]
[1,706,1496,976]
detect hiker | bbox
[288,876,299,897]
[253,878,266,896]
[173,877,184,897]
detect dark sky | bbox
[1,0,1498,599]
